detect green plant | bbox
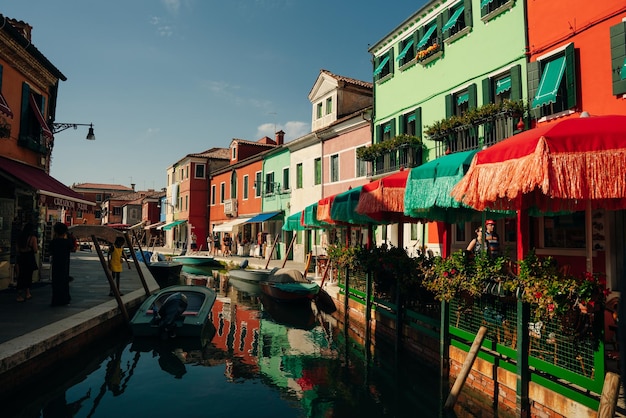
[356,134,423,162]
[423,250,473,302]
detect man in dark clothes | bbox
[49,222,74,306]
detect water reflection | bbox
[5,275,445,418]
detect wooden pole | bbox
[264,236,280,269]
[281,233,297,268]
[598,372,621,418]
[303,251,313,277]
[444,326,488,410]
[93,234,129,322]
[125,231,150,296]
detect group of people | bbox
[466,219,500,257]
[207,232,233,256]
[14,221,127,306]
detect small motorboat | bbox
[147,261,184,289]
[229,277,262,296]
[228,267,278,282]
[171,255,216,266]
[259,268,320,302]
[130,285,217,339]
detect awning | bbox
[0,91,13,118]
[457,93,469,105]
[0,156,95,211]
[531,55,566,108]
[330,186,378,225]
[212,217,251,232]
[396,38,414,61]
[442,6,464,32]
[373,55,390,76]
[621,58,626,80]
[29,93,53,140]
[283,211,306,231]
[160,219,187,231]
[495,76,511,95]
[480,0,496,7]
[246,211,282,224]
[144,221,165,230]
[417,24,437,49]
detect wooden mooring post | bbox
[444,326,488,410]
[597,371,620,418]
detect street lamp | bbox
[51,122,96,140]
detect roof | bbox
[72,183,134,192]
[318,69,373,90]
[188,147,231,159]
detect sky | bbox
[3,0,426,191]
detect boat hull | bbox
[148,261,183,289]
[171,255,216,266]
[130,285,217,338]
[228,268,274,282]
[259,281,320,301]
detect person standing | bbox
[15,222,38,302]
[223,233,232,257]
[49,222,74,306]
[212,233,220,256]
[107,237,125,296]
[206,234,212,255]
[466,226,483,254]
[485,219,500,257]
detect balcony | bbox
[370,145,422,177]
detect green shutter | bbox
[445,94,454,118]
[510,64,522,100]
[20,82,30,135]
[376,124,383,144]
[468,83,477,109]
[564,43,577,110]
[482,77,492,105]
[441,8,450,39]
[398,113,406,134]
[463,0,473,29]
[414,107,422,140]
[436,14,444,44]
[610,22,626,95]
[527,61,540,119]
[390,119,396,139]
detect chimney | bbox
[275,130,285,145]
[131,183,136,191]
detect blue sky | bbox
[3,0,425,191]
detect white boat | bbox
[228,267,278,282]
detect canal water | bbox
[3,268,481,418]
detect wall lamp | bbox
[51,122,96,140]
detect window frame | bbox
[254,171,262,198]
[195,163,205,179]
[282,167,290,191]
[243,175,249,200]
[314,158,322,185]
[296,163,303,189]
[330,154,339,183]
[211,184,216,205]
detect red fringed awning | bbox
[317,195,337,224]
[451,114,626,213]
[356,169,414,223]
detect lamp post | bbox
[51,122,95,140]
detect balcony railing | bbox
[433,113,518,158]
[369,145,422,177]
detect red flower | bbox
[534,291,543,299]
[450,268,457,275]
[443,271,449,278]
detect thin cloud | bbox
[162,0,181,14]
[256,120,308,141]
[150,15,174,37]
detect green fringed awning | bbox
[302,203,330,228]
[283,211,306,231]
[330,186,378,225]
[404,150,513,223]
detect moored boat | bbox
[259,268,320,302]
[171,255,216,266]
[130,285,217,339]
[228,267,278,282]
[147,261,183,289]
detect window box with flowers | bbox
[356,134,424,162]
[416,43,442,66]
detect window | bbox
[356,147,368,177]
[231,146,237,160]
[542,213,585,249]
[373,50,393,81]
[480,0,513,20]
[610,21,626,96]
[296,163,303,188]
[376,120,396,143]
[410,223,419,240]
[483,66,522,105]
[19,84,52,149]
[399,108,421,137]
[243,175,249,200]
[220,183,225,203]
[529,43,576,118]
[265,172,275,195]
[95,210,102,219]
[455,89,470,116]
[195,163,205,178]
[442,1,471,41]
[415,21,440,62]
[330,154,339,182]
[397,35,416,67]
[314,158,322,185]
[255,172,262,197]
[282,167,290,191]
[211,185,216,205]
[96,194,102,202]
[77,210,83,219]
[113,207,121,216]
[325,97,332,115]
[316,103,323,119]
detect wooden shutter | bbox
[414,107,423,140]
[610,22,626,96]
[468,83,477,109]
[445,94,454,118]
[463,0,473,29]
[527,61,540,118]
[564,43,577,110]
[510,64,522,100]
[482,77,492,105]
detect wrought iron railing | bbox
[370,145,422,177]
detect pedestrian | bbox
[485,219,500,257]
[49,222,74,306]
[15,222,38,302]
[466,226,483,254]
[190,233,197,251]
[212,233,220,256]
[107,236,126,296]
[206,234,212,255]
[223,233,232,256]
